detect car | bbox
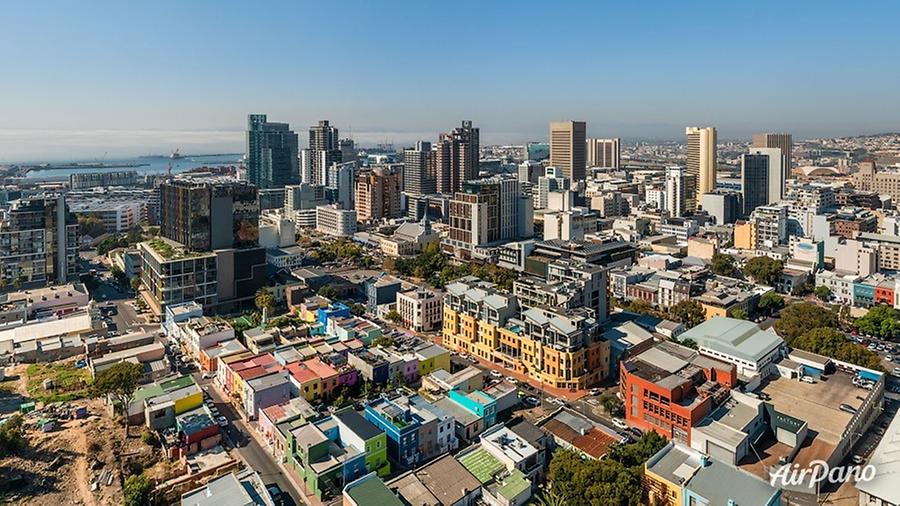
[839,403,858,414]
[216,416,228,427]
[851,455,865,465]
[892,368,900,377]
[523,396,539,407]
[489,370,503,379]
[504,376,518,384]
[588,388,601,396]
[800,376,816,384]
[202,372,216,380]
[887,355,894,363]
[611,417,628,430]
[868,343,878,350]
[626,427,643,438]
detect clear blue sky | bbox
[1,0,899,160]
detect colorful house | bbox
[129,374,203,429]
[364,396,422,468]
[334,409,390,477]
[414,343,451,377]
[318,301,351,327]
[448,388,497,428]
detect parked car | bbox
[216,416,228,427]
[800,376,816,384]
[839,403,858,414]
[612,417,628,430]
[851,455,864,465]
[489,370,503,379]
[523,396,539,407]
[588,388,601,396]
[504,376,518,384]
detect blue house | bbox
[364,397,422,468]
[448,388,497,428]
[318,302,351,327]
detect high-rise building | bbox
[685,127,717,208]
[443,176,533,259]
[740,148,783,215]
[338,138,358,164]
[701,191,743,225]
[0,195,78,289]
[316,204,357,237]
[324,161,356,209]
[284,183,326,212]
[355,166,402,222]
[435,121,479,194]
[160,179,260,252]
[301,120,342,186]
[665,166,695,218]
[246,114,299,189]
[535,167,570,210]
[549,121,587,182]
[586,138,621,169]
[752,132,792,177]
[403,141,436,197]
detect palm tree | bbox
[535,489,568,506]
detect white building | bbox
[396,289,442,332]
[175,316,235,359]
[678,317,786,379]
[316,204,357,237]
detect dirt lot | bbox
[0,370,165,505]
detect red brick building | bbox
[619,341,735,444]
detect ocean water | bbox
[24,153,242,180]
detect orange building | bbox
[619,341,735,444]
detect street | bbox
[194,373,304,506]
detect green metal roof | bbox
[458,447,505,484]
[345,477,403,506]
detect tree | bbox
[709,253,739,278]
[793,327,883,370]
[130,276,141,293]
[742,256,783,286]
[600,394,624,417]
[774,303,838,342]
[814,285,832,302]
[607,431,668,467]
[855,305,900,340]
[0,414,26,457]
[385,310,402,324]
[77,214,106,238]
[349,303,366,317]
[110,265,128,286]
[13,276,24,290]
[757,292,785,317]
[318,285,338,299]
[669,300,705,329]
[254,288,276,316]
[625,298,654,316]
[731,308,748,320]
[371,335,395,348]
[123,473,153,506]
[92,362,144,424]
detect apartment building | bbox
[396,289,442,332]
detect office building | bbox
[246,114,300,189]
[740,148,783,215]
[355,166,402,222]
[517,160,542,185]
[316,204,357,237]
[403,141,436,197]
[685,127,717,207]
[752,132,792,175]
[68,199,142,233]
[549,120,587,182]
[443,177,533,259]
[700,191,742,225]
[324,161,356,209]
[284,183,326,212]
[435,121,479,194]
[586,138,620,168]
[396,289,442,332]
[338,138,357,164]
[301,120,342,186]
[160,179,260,252]
[665,166,695,218]
[69,171,138,190]
[853,161,900,203]
[0,196,78,289]
[535,167,570,210]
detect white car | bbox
[588,388,601,396]
[216,416,228,427]
[800,376,816,384]
[489,370,503,379]
[504,376,518,384]
[612,417,628,430]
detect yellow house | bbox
[734,221,756,250]
[415,344,450,376]
[643,442,704,506]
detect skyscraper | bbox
[752,132,792,180]
[549,120,587,182]
[160,179,260,251]
[0,195,78,288]
[338,138,358,164]
[740,148,783,216]
[435,121,479,194]
[685,126,717,209]
[586,138,621,168]
[665,166,695,218]
[403,141,436,197]
[301,120,342,185]
[355,165,402,222]
[444,176,533,259]
[246,114,299,189]
[535,167,570,210]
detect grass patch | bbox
[25,363,92,403]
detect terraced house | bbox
[443,276,609,390]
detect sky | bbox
[1,0,899,161]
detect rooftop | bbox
[686,458,779,505]
[457,447,505,484]
[679,317,784,364]
[857,403,900,503]
[344,477,404,506]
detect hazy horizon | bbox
[2,1,899,161]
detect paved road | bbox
[197,375,304,506]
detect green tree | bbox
[123,473,153,506]
[814,285,832,302]
[607,431,668,467]
[731,308,748,320]
[254,288,276,316]
[709,252,739,277]
[371,335,395,348]
[130,276,141,293]
[318,285,338,299]
[793,327,883,370]
[757,292,785,316]
[0,414,26,457]
[856,305,900,340]
[625,298,654,316]
[349,303,366,317]
[669,300,705,329]
[742,256,783,286]
[77,214,106,237]
[774,303,838,342]
[92,362,143,424]
[385,309,402,324]
[110,265,127,286]
[600,394,624,417]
